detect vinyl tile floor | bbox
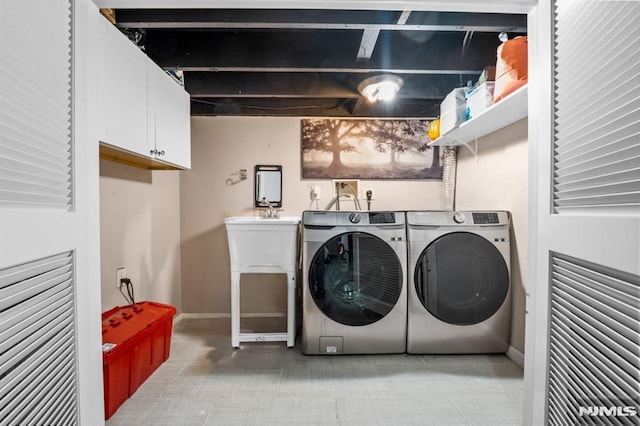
[106,318,524,426]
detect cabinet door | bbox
[148,65,191,169]
[102,21,149,157]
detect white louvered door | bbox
[0,0,104,423]
[525,1,640,425]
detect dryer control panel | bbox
[406,211,509,227]
[369,212,396,224]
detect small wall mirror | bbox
[254,165,282,208]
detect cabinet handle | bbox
[159,150,165,156]
[150,149,157,155]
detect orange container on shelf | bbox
[428,118,440,140]
[102,301,176,419]
[493,36,528,103]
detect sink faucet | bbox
[260,197,281,218]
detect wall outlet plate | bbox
[116,267,126,289]
[310,185,321,201]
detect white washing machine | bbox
[406,210,511,354]
[302,211,407,355]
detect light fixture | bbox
[357,74,404,103]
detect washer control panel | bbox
[472,212,500,224]
[303,211,405,226]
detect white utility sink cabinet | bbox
[99,15,191,169]
[224,216,301,348]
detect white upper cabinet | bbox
[101,18,149,158]
[147,65,191,169]
[99,16,191,170]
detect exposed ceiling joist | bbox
[177,67,484,75]
[94,1,536,15]
[116,9,526,32]
[356,10,411,61]
[185,71,470,98]
[356,28,381,60]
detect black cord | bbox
[126,279,135,304]
[119,278,135,305]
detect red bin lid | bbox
[101,301,176,361]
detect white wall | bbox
[100,159,183,312]
[180,116,444,314]
[455,118,528,355]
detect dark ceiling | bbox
[112,9,527,118]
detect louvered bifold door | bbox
[0,0,73,210]
[552,1,640,214]
[547,1,640,424]
[0,252,78,425]
[548,254,640,425]
[0,0,79,423]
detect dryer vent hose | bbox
[441,146,458,211]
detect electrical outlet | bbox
[310,185,321,201]
[116,267,126,289]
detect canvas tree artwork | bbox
[301,119,442,179]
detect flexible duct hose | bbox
[441,146,458,211]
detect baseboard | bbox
[175,312,287,322]
[241,312,287,318]
[179,313,230,319]
[173,312,185,326]
[507,345,525,367]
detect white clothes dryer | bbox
[302,211,407,355]
[406,210,511,354]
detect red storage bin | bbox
[102,301,176,419]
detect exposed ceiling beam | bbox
[396,10,412,25]
[93,1,536,15]
[178,67,483,75]
[190,97,441,117]
[116,9,526,32]
[119,21,526,32]
[355,10,411,61]
[183,71,469,98]
[186,72,359,98]
[356,28,381,60]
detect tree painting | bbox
[301,119,442,179]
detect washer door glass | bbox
[309,232,403,326]
[414,232,509,325]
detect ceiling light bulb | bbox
[376,82,399,101]
[358,75,404,103]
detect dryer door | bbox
[414,232,509,325]
[309,232,403,326]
